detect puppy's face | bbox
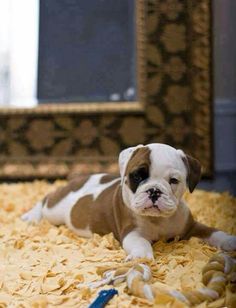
[119,143,201,218]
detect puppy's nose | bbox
[147,188,162,203]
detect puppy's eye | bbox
[169,178,179,185]
[130,167,149,184]
[132,172,142,183]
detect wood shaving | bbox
[0,181,235,307]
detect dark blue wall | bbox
[38,0,137,103]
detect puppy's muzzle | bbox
[146,188,162,204]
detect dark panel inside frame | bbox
[38,0,137,103]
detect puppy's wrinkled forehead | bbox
[125,146,151,176]
[148,143,186,176]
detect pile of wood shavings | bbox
[0,181,235,307]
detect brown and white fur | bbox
[22,143,236,260]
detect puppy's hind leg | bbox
[21,201,43,223]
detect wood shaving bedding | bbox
[0,180,235,307]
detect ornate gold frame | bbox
[0,0,213,180]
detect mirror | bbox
[0,0,145,111]
[38,1,138,104]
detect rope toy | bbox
[86,252,236,306]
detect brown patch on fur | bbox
[189,222,217,239]
[100,174,119,184]
[70,181,134,243]
[182,155,202,193]
[182,213,217,240]
[46,175,89,208]
[70,195,92,229]
[93,181,135,241]
[125,147,151,176]
[67,172,84,181]
[125,147,151,192]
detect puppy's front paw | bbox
[206,231,236,252]
[221,235,236,252]
[125,249,154,261]
[123,231,154,261]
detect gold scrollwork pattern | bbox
[0,0,212,179]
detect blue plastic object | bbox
[88,289,118,308]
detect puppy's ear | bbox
[177,150,202,193]
[119,145,144,179]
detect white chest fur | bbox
[135,201,190,242]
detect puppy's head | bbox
[119,143,201,218]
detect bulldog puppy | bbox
[22,143,236,260]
